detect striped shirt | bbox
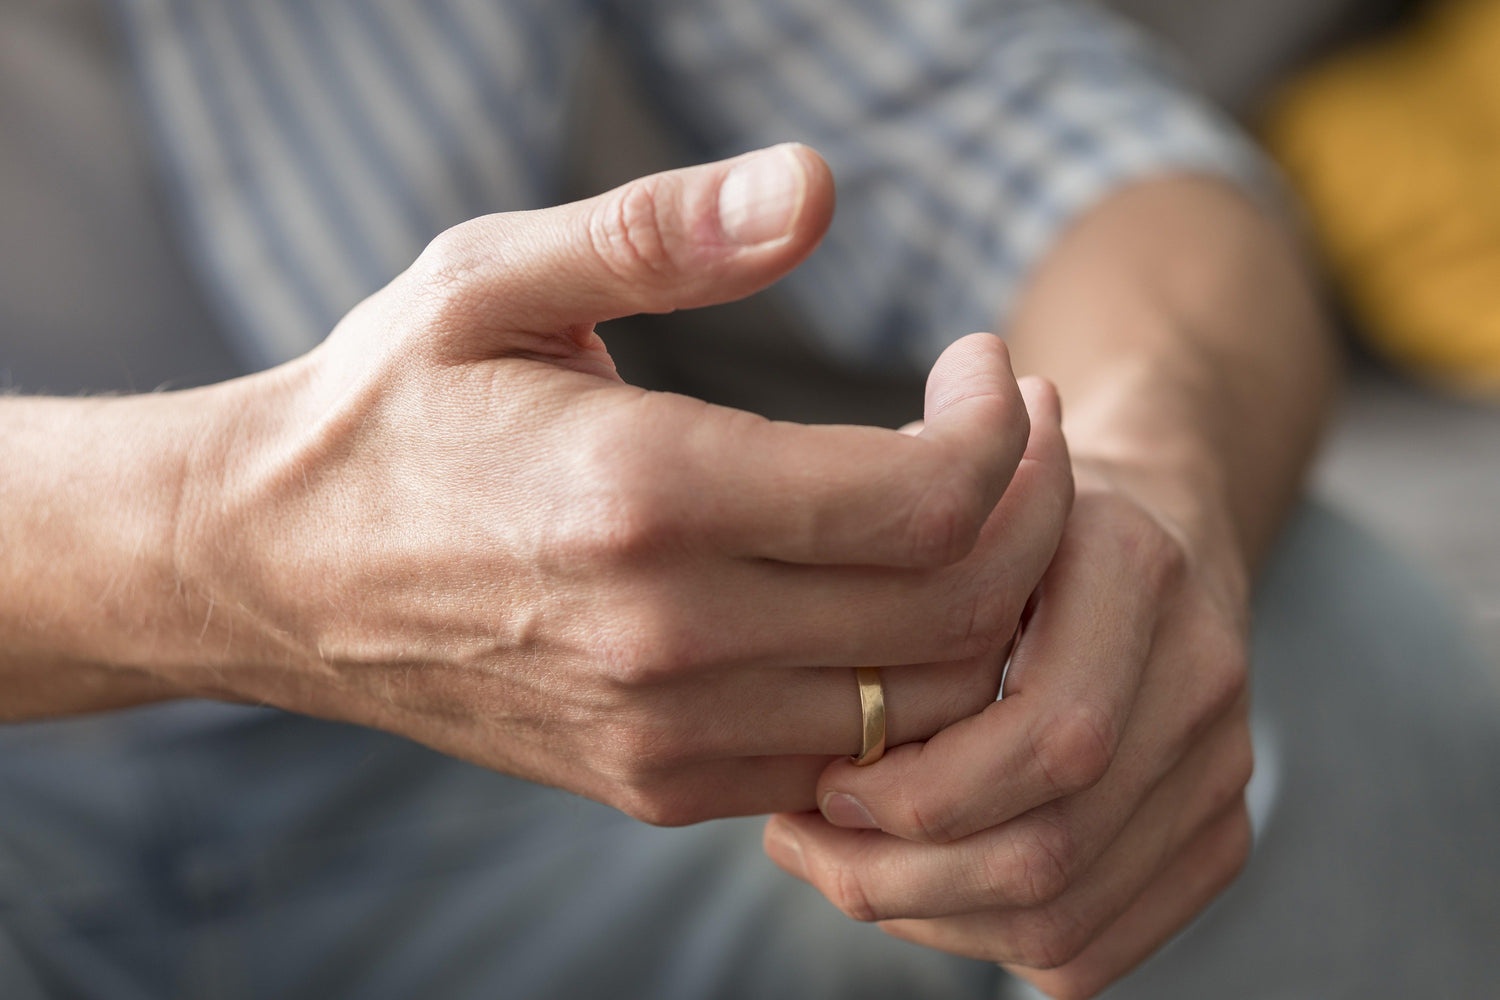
[109,0,1272,373]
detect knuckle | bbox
[1202,727,1257,823]
[1217,629,1251,696]
[940,577,1015,661]
[564,451,678,561]
[595,613,699,687]
[1151,529,1190,590]
[1222,806,1254,878]
[1197,624,1250,721]
[585,492,675,560]
[1186,809,1256,907]
[823,860,881,923]
[606,768,656,819]
[596,633,658,688]
[1228,731,1256,796]
[403,224,493,336]
[589,178,680,290]
[1011,908,1091,971]
[608,763,723,827]
[565,421,691,564]
[1096,495,1185,593]
[994,818,1076,907]
[413,223,484,293]
[1034,701,1118,797]
[615,783,701,828]
[907,789,964,845]
[903,469,985,568]
[599,712,692,771]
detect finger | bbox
[1005,805,1252,996]
[421,149,1041,569]
[643,653,1007,760]
[726,333,1031,566]
[610,755,833,826]
[811,494,1160,841]
[602,333,1037,568]
[764,708,1249,921]
[874,802,1252,992]
[602,379,1069,668]
[420,143,835,338]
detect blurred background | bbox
[1177,0,1500,663]
[1058,0,1500,668]
[1130,0,1500,662]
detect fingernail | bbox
[820,792,878,829]
[765,821,807,878]
[718,145,805,245]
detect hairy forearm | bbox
[1006,175,1340,572]
[0,389,220,717]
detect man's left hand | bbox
[763,429,1255,1000]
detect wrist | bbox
[1069,445,1250,618]
[1046,317,1266,590]
[167,355,327,691]
[0,385,235,714]
[1006,176,1337,574]
[1059,351,1250,608]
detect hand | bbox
[763,437,1253,999]
[169,145,1075,825]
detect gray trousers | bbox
[2,502,1498,999]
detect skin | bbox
[762,175,1339,998]
[0,144,1335,996]
[0,145,1071,825]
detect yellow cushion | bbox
[1264,0,1500,395]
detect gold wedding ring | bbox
[851,666,887,766]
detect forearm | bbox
[0,388,231,718]
[1006,175,1340,572]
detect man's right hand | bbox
[28,145,1073,824]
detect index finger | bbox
[812,485,1158,840]
[669,333,1032,568]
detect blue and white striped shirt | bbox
[110,0,1271,373]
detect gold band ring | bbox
[851,667,887,766]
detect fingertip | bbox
[1014,376,1070,481]
[924,333,1017,423]
[526,145,838,326]
[1018,375,1063,426]
[914,334,1028,534]
[762,816,808,879]
[716,143,833,250]
[782,143,836,244]
[819,791,880,830]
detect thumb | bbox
[419,143,834,337]
[907,333,1032,562]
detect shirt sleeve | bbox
[601,0,1281,372]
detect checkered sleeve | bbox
[605,0,1280,371]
